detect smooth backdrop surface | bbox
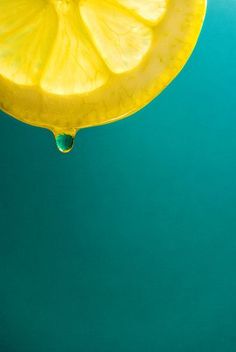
[0,1,236,351]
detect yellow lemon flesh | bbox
[0,0,206,152]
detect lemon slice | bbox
[0,0,206,152]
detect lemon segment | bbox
[112,0,168,25]
[0,0,57,86]
[80,0,153,74]
[41,1,109,95]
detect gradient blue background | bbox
[0,1,236,351]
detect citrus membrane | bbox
[0,0,206,152]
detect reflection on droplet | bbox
[55,133,74,153]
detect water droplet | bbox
[55,133,74,153]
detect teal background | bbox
[0,1,236,351]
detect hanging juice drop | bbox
[55,133,74,153]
